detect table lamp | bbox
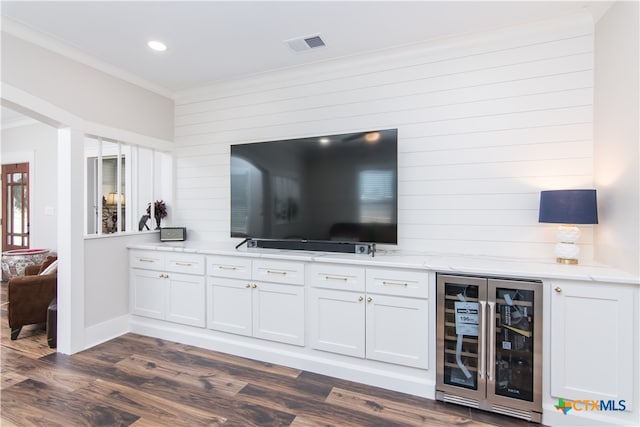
[538,189,598,264]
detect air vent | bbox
[285,34,326,52]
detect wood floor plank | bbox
[238,383,413,427]
[177,343,302,379]
[115,352,247,396]
[80,378,228,426]
[0,370,28,390]
[35,343,297,426]
[326,387,495,427]
[0,323,55,359]
[114,341,306,395]
[2,347,95,392]
[1,378,140,426]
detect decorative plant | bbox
[147,200,167,229]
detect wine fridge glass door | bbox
[436,274,487,399]
[487,278,543,410]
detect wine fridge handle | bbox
[488,301,496,381]
[478,301,486,380]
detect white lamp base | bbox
[555,225,581,264]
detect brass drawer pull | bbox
[175,262,192,267]
[325,276,348,281]
[382,280,408,287]
[267,270,287,275]
[139,258,155,263]
[218,265,237,270]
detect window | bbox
[84,136,171,236]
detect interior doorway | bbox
[2,162,30,252]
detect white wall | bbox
[594,1,640,276]
[1,121,58,251]
[84,233,158,328]
[174,13,596,262]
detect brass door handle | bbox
[555,286,562,293]
[367,297,373,303]
[358,296,364,302]
[267,270,287,275]
[382,280,408,287]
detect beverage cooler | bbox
[436,274,542,422]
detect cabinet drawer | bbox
[207,256,252,280]
[130,251,164,270]
[308,264,365,292]
[252,259,304,285]
[165,253,205,275]
[366,268,429,298]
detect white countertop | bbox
[128,241,640,285]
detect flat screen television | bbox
[230,128,398,245]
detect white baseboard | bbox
[83,314,130,349]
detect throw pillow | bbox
[38,256,58,274]
[39,260,58,276]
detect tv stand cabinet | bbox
[127,244,640,426]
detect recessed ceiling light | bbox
[148,40,167,52]
[319,137,331,145]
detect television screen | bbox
[231,128,398,244]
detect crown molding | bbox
[1,16,175,99]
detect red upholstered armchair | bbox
[7,257,57,340]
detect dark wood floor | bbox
[1,281,540,426]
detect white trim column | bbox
[57,127,85,354]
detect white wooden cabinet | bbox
[308,264,429,369]
[206,255,305,346]
[309,287,366,357]
[129,250,206,327]
[549,280,636,409]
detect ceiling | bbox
[1,1,609,99]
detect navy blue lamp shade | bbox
[538,189,598,224]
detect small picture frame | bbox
[160,227,187,242]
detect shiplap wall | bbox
[173,13,595,260]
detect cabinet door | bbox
[309,288,365,357]
[550,281,635,408]
[206,278,252,336]
[166,273,206,327]
[130,268,166,320]
[366,294,429,369]
[252,282,305,346]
